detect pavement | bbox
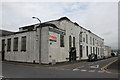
[1,56,120,79]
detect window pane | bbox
[14,37,18,51]
[73,37,75,47]
[86,34,88,44]
[7,38,11,51]
[60,35,64,47]
[21,36,26,51]
[69,36,71,49]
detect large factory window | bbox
[7,38,11,51]
[60,35,64,47]
[21,36,26,51]
[13,37,18,51]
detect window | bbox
[86,34,88,44]
[73,37,75,47]
[83,37,85,42]
[93,47,95,54]
[80,34,82,42]
[96,47,97,54]
[86,46,88,56]
[98,48,99,55]
[60,35,64,47]
[21,36,26,51]
[13,37,18,51]
[91,47,92,53]
[90,37,92,45]
[7,38,11,51]
[69,36,72,49]
[93,38,94,45]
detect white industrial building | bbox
[0,17,105,64]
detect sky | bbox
[0,1,118,50]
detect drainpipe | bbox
[32,17,41,64]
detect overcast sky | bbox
[0,1,118,50]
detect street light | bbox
[32,17,41,24]
[32,17,41,64]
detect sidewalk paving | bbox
[2,60,87,69]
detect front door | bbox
[80,45,82,58]
[2,39,5,61]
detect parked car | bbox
[88,53,97,62]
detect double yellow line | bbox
[101,59,119,74]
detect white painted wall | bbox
[1,31,39,63]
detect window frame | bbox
[60,35,64,47]
[21,36,26,51]
[13,37,18,51]
[7,38,11,51]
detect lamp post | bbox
[32,17,41,64]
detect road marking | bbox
[90,65,99,68]
[98,70,104,73]
[73,68,79,71]
[88,70,95,72]
[80,69,87,71]
[101,59,119,74]
[76,66,84,69]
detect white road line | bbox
[73,68,79,71]
[81,69,87,72]
[88,70,95,72]
[90,65,99,68]
[98,70,104,73]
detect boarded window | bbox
[21,36,26,51]
[7,38,11,51]
[13,37,18,51]
[73,37,75,47]
[60,35,64,47]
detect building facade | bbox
[0,17,104,64]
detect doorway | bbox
[80,45,82,58]
[2,39,5,61]
[69,47,76,61]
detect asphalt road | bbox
[2,56,119,79]
[107,56,120,74]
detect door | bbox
[2,39,5,61]
[80,45,82,58]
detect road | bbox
[2,56,119,79]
